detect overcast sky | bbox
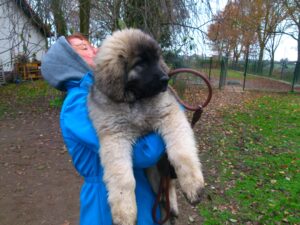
[275,36,298,61]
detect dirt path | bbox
[0,110,81,225]
[0,88,259,225]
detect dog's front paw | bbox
[112,213,136,225]
[111,198,137,225]
[179,170,205,205]
[111,209,137,225]
[113,222,136,225]
[183,185,205,205]
[113,220,136,225]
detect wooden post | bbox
[208,57,213,81]
[243,51,249,91]
[219,57,228,90]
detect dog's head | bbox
[94,29,169,102]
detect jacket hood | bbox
[41,36,92,91]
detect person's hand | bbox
[68,37,98,68]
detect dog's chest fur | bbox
[88,87,175,137]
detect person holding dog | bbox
[41,33,166,225]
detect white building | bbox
[0,0,51,72]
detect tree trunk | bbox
[112,0,122,31]
[233,48,239,70]
[124,0,144,28]
[79,0,91,38]
[51,0,67,37]
[243,46,250,91]
[268,54,274,77]
[296,28,300,83]
[292,30,300,91]
[294,61,300,82]
[257,46,264,74]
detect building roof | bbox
[14,0,52,37]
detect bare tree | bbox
[24,0,213,53]
[282,0,300,89]
[79,0,91,38]
[50,0,68,36]
[265,26,285,77]
[252,0,286,74]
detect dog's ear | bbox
[94,60,128,102]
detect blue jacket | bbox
[41,37,166,224]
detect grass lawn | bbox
[207,68,256,80]
[0,80,63,118]
[199,94,300,224]
[206,68,300,86]
[220,69,244,79]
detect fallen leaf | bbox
[229,218,237,223]
[188,216,195,223]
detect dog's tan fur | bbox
[88,29,204,225]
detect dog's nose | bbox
[160,75,169,91]
[160,75,169,86]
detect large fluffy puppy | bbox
[88,28,204,225]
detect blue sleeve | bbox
[132,132,166,168]
[60,87,99,154]
[61,79,165,170]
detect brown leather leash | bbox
[152,68,213,224]
[152,175,171,224]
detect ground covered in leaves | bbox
[196,93,300,225]
[0,80,299,225]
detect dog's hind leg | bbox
[169,180,179,220]
[146,162,179,224]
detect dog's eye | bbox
[132,59,145,68]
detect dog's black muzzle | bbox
[159,74,169,92]
[125,65,169,100]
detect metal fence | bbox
[173,55,300,93]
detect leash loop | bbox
[152,176,171,224]
[168,68,213,111]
